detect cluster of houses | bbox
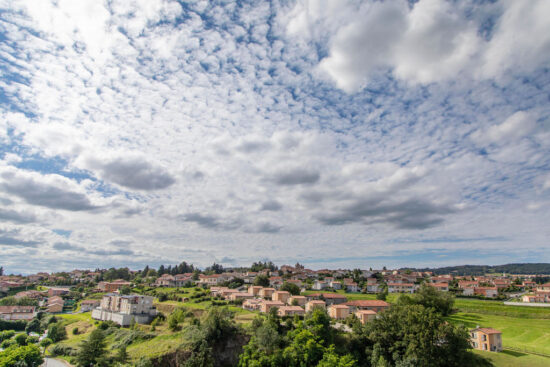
[522,282,550,303]
[208,285,391,324]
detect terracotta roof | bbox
[356,310,377,315]
[344,300,390,307]
[473,327,501,335]
[331,304,349,309]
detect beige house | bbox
[248,286,263,296]
[260,300,284,313]
[242,299,263,311]
[47,302,64,313]
[288,295,307,306]
[328,304,350,320]
[259,287,275,299]
[0,306,36,320]
[344,300,390,313]
[355,310,377,324]
[305,300,326,312]
[272,291,290,304]
[277,306,306,317]
[470,328,502,352]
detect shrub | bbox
[72,327,79,335]
[26,335,39,344]
[14,333,28,346]
[50,344,75,357]
[0,330,15,342]
[1,338,15,349]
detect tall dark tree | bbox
[158,265,166,276]
[75,329,107,367]
[0,266,3,276]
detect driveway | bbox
[41,358,72,367]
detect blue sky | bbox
[0,0,549,273]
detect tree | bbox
[119,285,132,295]
[39,337,53,350]
[75,329,107,367]
[366,304,491,367]
[0,266,3,276]
[280,282,300,295]
[25,319,41,334]
[376,285,388,301]
[47,323,67,342]
[0,344,43,366]
[398,284,454,316]
[14,333,28,346]
[253,275,270,287]
[116,345,128,364]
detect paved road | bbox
[41,358,70,367]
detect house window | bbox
[483,344,487,350]
[482,335,487,341]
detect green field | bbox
[473,350,550,367]
[449,312,550,355]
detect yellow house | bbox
[328,304,350,320]
[272,291,290,304]
[305,300,326,312]
[355,310,376,324]
[470,328,502,352]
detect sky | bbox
[0,0,549,274]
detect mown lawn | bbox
[473,350,550,367]
[448,312,550,355]
[454,298,550,319]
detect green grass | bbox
[454,298,550,319]
[473,350,550,367]
[448,312,550,355]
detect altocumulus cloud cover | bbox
[0,0,549,273]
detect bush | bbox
[50,344,74,356]
[47,323,67,342]
[0,330,15,342]
[0,320,27,331]
[1,338,15,349]
[26,335,39,344]
[72,327,79,335]
[14,333,28,346]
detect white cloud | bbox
[0,0,548,272]
[287,0,550,92]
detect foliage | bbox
[49,344,74,357]
[250,261,278,272]
[397,284,454,316]
[0,297,38,307]
[183,339,214,367]
[25,336,38,345]
[376,285,388,301]
[280,282,300,295]
[14,333,27,346]
[365,304,491,367]
[116,346,128,364]
[253,275,270,287]
[0,330,15,342]
[0,344,43,367]
[39,338,52,349]
[168,307,187,332]
[24,319,41,335]
[75,329,108,367]
[204,263,224,275]
[47,323,67,342]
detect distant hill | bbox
[404,263,550,276]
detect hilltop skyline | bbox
[1,0,549,274]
